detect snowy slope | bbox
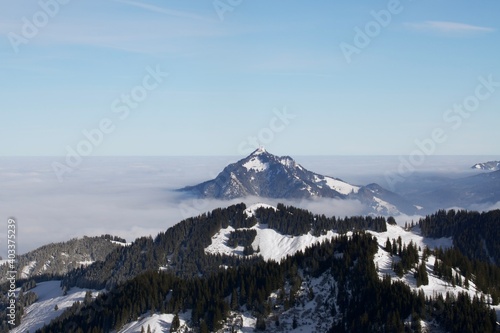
[243,157,269,172]
[207,204,444,264]
[205,224,340,262]
[314,175,359,195]
[243,203,276,217]
[368,225,493,301]
[20,261,37,279]
[205,204,498,331]
[372,197,399,215]
[220,271,339,333]
[10,281,99,333]
[206,204,341,262]
[116,312,191,333]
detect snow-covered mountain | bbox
[180,147,356,199]
[179,148,418,215]
[8,281,100,333]
[11,203,498,333]
[472,160,500,171]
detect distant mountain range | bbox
[472,160,500,171]
[409,169,500,211]
[179,149,500,215]
[179,148,419,216]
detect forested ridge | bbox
[37,233,497,333]
[419,209,500,264]
[0,235,123,285]
[61,203,390,290]
[2,205,500,332]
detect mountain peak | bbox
[471,160,500,171]
[178,151,418,215]
[250,146,267,156]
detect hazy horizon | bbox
[1,154,499,257]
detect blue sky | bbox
[1,0,499,156]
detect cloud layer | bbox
[0,155,497,256]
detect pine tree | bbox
[256,317,266,331]
[239,280,246,306]
[200,321,209,333]
[385,237,392,254]
[84,290,93,305]
[170,314,180,332]
[230,288,239,310]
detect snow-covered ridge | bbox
[207,204,340,261]
[110,240,132,246]
[205,208,498,312]
[372,197,399,215]
[279,156,296,168]
[368,224,495,303]
[21,261,38,279]
[117,312,191,333]
[208,204,448,264]
[313,175,359,195]
[243,203,276,217]
[206,204,497,304]
[205,224,340,262]
[10,281,100,333]
[202,206,500,332]
[471,160,500,171]
[243,157,269,172]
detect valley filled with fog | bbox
[1,155,498,256]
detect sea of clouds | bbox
[0,155,496,256]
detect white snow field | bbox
[10,281,99,333]
[116,312,191,333]
[314,175,360,195]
